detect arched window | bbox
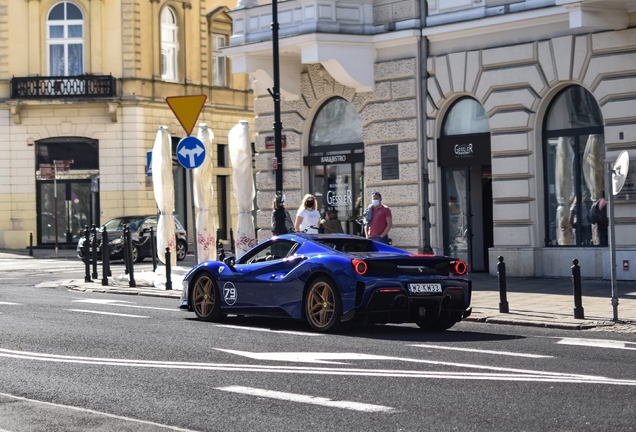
[543,86,605,247]
[442,97,490,137]
[305,98,364,232]
[161,7,179,81]
[47,2,84,76]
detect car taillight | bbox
[352,259,367,275]
[453,260,467,275]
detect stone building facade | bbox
[0,0,254,250]
[225,0,635,279]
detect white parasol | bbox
[555,137,574,245]
[151,126,177,266]
[228,121,256,257]
[582,134,605,201]
[193,124,216,262]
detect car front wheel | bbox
[304,277,342,333]
[191,273,221,322]
[176,240,187,261]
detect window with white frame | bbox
[47,2,84,76]
[161,7,179,81]
[212,35,227,87]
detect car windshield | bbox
[315,239,377,253]
[102,217,145,232]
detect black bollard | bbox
[123,227,130,275]
[101,228,110,286]
[230,228,235,256]
[165,247,172,290]
[497,256,509,313]
[29,232,33,256]
[83,226,92,283]
[91,225,98,280]
[124,226,136,288]
[150,227,157,271]
[572,259,585,319]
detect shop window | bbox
[442,97,489,137]
[47,2,84,76]
[212,35,227,87]
[543,86,605,247]
[307,98,364,233]
[161,7,179,81]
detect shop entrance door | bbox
[441,166,492,271]
[37,180,96,245]
[443,168,470,265]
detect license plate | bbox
[408,283,442,293]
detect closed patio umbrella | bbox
[193,123,216,262]
[228,121,256,257]
[151,126,177,267]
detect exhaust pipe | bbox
[442,295,452,308]
[394,294,407,309]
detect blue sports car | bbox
[180,233,471,333]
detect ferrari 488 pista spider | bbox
[180,233,471,332]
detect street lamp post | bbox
[269,0,283,201]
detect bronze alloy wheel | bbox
[192,274,221,321]
[305,277,342,332]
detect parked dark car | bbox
[77,215,188,263]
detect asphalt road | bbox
[1,257,636,432]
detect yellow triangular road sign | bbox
[166,95,207,136]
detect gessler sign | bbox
[437,133,491,168]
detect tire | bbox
[176,240,187,261]
[131,244,142,263]
[304,277,342,333]
[417,320,458,331]
[191,273,221,322]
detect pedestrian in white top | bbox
[295,194,321,234]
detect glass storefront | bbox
[438,97,492,271]
[36,137,99,246]
[305,98,365,235]
[543,86,605,246]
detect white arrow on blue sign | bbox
[176,136,206,169]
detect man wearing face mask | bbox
[366,191,392,244]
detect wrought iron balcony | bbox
[10,75,116,99]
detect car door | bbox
[225,239,303,311]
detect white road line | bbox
[216,386,395,413]
[0,391,198,431]
[556,337,636,351]
[1,347,635,386]
[411,344,553,358]
[0,301,20,305]
[67,309,149,318]
[211,323,321,336]
[72,299,178,312]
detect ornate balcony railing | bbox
[10,75,116,99]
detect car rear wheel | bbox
[305,277,342,333]
[192,273,221,322]
[176,240,187,261]
[131,244,143,263]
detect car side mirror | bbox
[223,256,235,268]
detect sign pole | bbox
[608,162,619,321]
[270,0,284,201]
[53,163,58,257]
[189,163,198,264]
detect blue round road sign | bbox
[176,136,206,169]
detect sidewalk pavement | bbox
[3,248,636,332]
